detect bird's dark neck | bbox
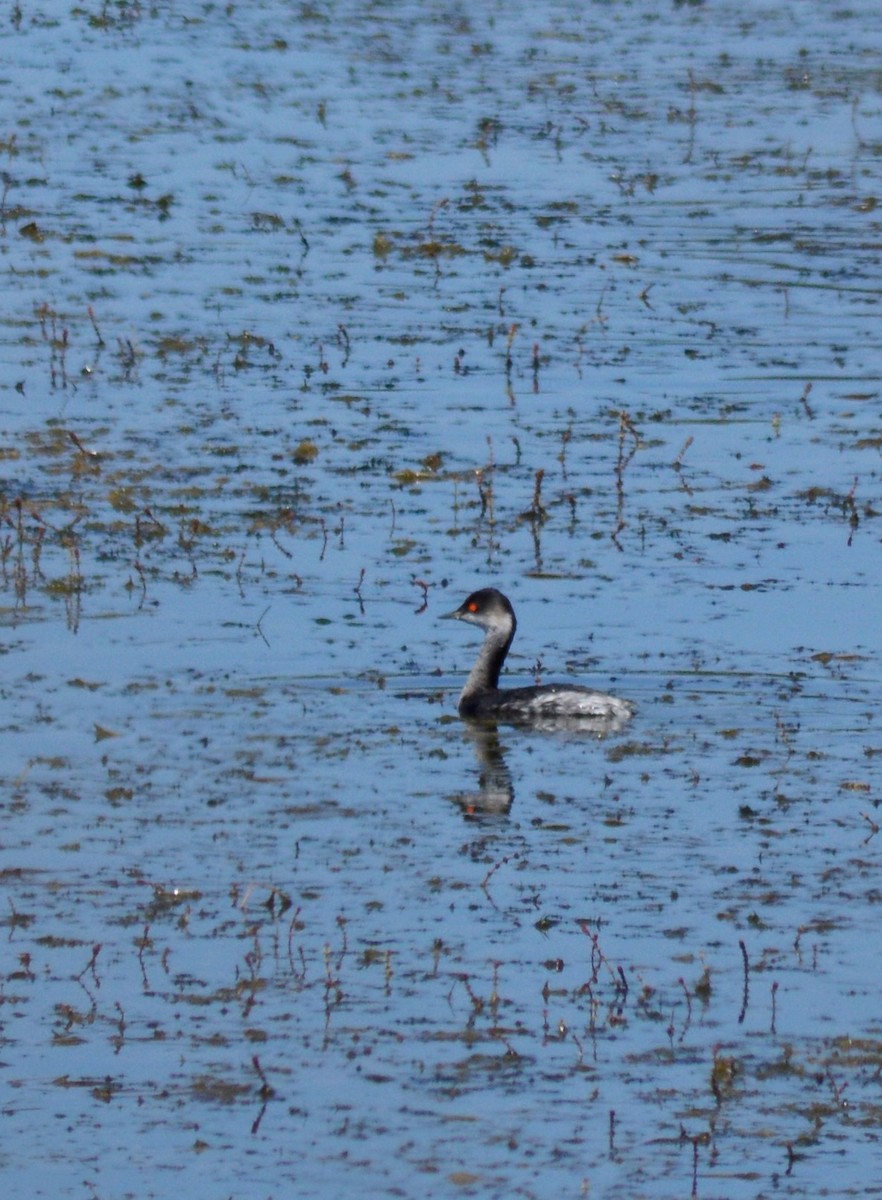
[460,619,516,699]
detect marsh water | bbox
[2,2,882,1196]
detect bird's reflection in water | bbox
[449,711,633,822]
[450,723,514,821]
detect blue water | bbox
[1,2,882,1197]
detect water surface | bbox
[2,2,882,1196]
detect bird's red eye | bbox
[467,602,478,612]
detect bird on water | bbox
[442,587,634,725]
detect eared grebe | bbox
[442,587,634,724]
